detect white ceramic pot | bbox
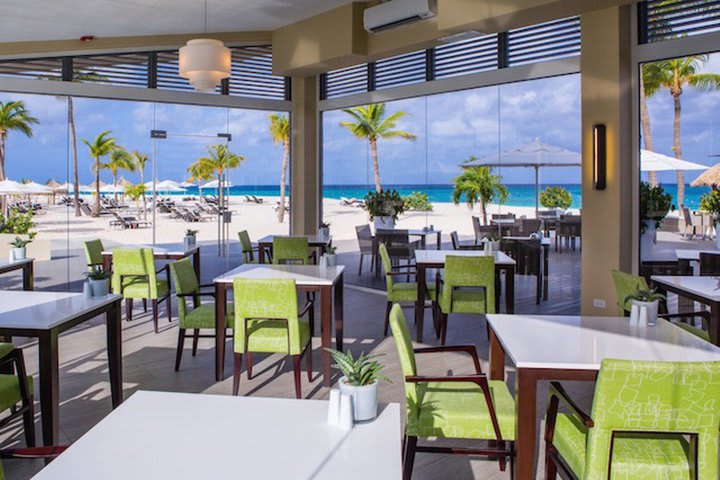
[319,227,330,239]
[338,378,378,422]
[11,247,26,260]
[640,222,657,257]
[631,299,659,326]
[325,253,337,268]
[374,216,395,230]
[184,235,196,250]
[90,278,110,297]
[716,225,720,250]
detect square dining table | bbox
[101,243,201,278]
[213,264,344,386]
[256,234,332,264]
[487,314,720,480]
[414,249,516,343]
[0,291,123,446]
[0,257,34,290]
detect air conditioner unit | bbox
[364,0,437,33]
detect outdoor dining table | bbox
[490,217,516,235]
[0,291,123,446]
[503,236,551,301]
[0,257,34,290]
[256,234,332,264]
[487,313,720,480]
[213,264,344,386]
[675,248,718,272]
[651,275,720,345]
[101,243,201,278]
[413,249,516,343]
[407,228,442,249]
[32,391,402,480]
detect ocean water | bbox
[174,183,710,210]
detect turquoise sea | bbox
[176,183,709,210]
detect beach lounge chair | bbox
[250,195,263,204]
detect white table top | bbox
[102,243,198,256]
[0,291,121,331]
[214,264,345,286]
[33,391,402,480]
[490,218,516,225]
[415,249,516,266]
[487,314,720,370]
[257,234,332,245]
[407,229,441,236]
[651,275,720,302]
[0,257,33,270]
[675,249,719,261]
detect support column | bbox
[290,76,320,235]
[580,6,634,315]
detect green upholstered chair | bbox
[436,255,495,345]
[238,230,259,264]
[232,278,313,399]
[170,258,234,371]
[272,236,315,265]
[112,248,171,333]
[378,243,436,337]
[388,304,515,480]
[0,345,35,450]
[611,269,711,342]
[83,239,104,271]
[545,359,720,480]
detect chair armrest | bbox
[387,271,417,276]
[414,345,481,374]
[548,381,593,428]
[390,264,417,271]
[156,264,170,276]
[0,446,67,460]
[176,291,216,298]
[198,283,216,289]
[659,311,709,321]
[299,301,313,318]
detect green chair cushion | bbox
[180,304,234,330]
[0,374,33,413]
[554,413,692,479]
[0,344,14,361]
[412,380,515,441]
[244,318,311,354]
[389,282,437,303]
[119,278,169,299]
[439,287,489,314]
[673,322,711,342]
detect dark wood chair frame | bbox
[118,264,172,334]
[382,264,438,337]
[450,231,483,251]
[0,348,35,449]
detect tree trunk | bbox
[92,157,101,217]
[481,201,488,226]
[113,171,118,203]
[370,138,381,193]
[69,97,81,217]
[0,132,6,214]
[278,140,289,222]
[639,77,657,186]
[672,92,684,207]
[140,167,146,220]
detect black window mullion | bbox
[497,32,509,69]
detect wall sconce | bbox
[593,124,606,190]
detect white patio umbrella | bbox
[0,180,28,194]
[21,182,52,194]
[641,150,708,172]
[179,181,194,188]
[99,184,125,194]
[201,180,233,189]
[145,180,186,193]
[463,138,581,214]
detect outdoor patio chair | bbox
[0,344,35,450]
[272,236,316,265]
[232,278,313,399]
[450,231,482,250]
[472,217,496,245]
[699,252,720,276]
[112,247,172,333]
[519,218,541,236]
[435,255,495,345]
[355,224,375,275]
[238,230,260,264]
[506,238,542,304]
[379,243,437,336]
[555,215,581,252]
[491,213,516,220]
[388,305,515,480]
[544,359,720,480]
[374,229,419,279]
[680,206,703,239]
[170,258,233,371]
[83,239,104,271]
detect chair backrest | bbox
[586,359,720,479]
[442,255,495,313]
[80,203,92,216]
[272,236,310,265]
[232,278,302,354]
[491,213,515,220]
[84,239,104,270]
[355,224,373,251]
[611,269,648,315]
[238,230,254,262]
[699,252,720,276]
[169,258,200,320]
[376,229,412,258]
[516,239,541,275]
[682,206,692,225]
[388,304,420,430]
[378,243,396,293]
[450,231,461,250]
[111,248,158,295]
[520,219,541,235]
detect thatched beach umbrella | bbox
[691,163,720,187]
[117,176,134,188]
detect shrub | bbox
[539,186,572,210]
[699,189,720,227]
[402,191,433,211]
[0,209,34,235]
[640,181,674,233]
[364,189,406,221]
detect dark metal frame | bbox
[638,0,720,44]
[0,258,34,290]
[0,348,35,448]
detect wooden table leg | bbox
[506,267,515,314]
[489,328,505,381]
[334,274,344,352]
[22,261,34,291]
[258,243,268,264]
[38,330,59,446]
[415,265,426,343]
[192,249,201,280]
[710,301,720,346]
[515,368,538,480]
[321,285,333,387]
[215,283,227,381]
[102,254,112,274]
[543,245,549,301]
[106,299,123,408]
[436,231,441,250]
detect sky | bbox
[0,53,718,187]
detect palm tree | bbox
[124,184,146,211]
[82,130,120,216]
[339,103,416,193]
[0,101,38,213]
[269,113,291,222]
[650,55,720,206]
[197,144,244,212]
[99,149,135,202]
[129,150,149,219]
[640,62,664,186]
[452,162,509,225]
[187,158,213,198]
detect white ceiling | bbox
[0,0,354,43]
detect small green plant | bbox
[326,348,389,387]
[483,232,502,242]
[0,209,34,235]
[699,189,720,227]
[319,221,331,229]
[326,245,337,255]
[364,189,406,221]
[402,191,433,211]
[83,268,111,280]
[623,287,666,306]
[640,181,674,234]
[185,229,198,236]
[9,232,36,248]
[539,186,572,210]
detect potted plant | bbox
[539,186,572,216]
[699,189,720,249]
[364,189,406,230]
[326,348,389,422]
[639,182,673,254]
[184,229,198,250]
[623,287,665,326]
[84,268,111,297]
[319,221,331,239]
[324,244,337,267]
[482,232,502,252]
[9,233,35,260]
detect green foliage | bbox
[452,162,508,224]
[84,267,110,280]
[319,221,331,229]
[185,229,198,237]
[9,233,35,248]
[326,245,337,255]
[639,181,674,233]
[539,186,572,209]
[623,287,666,305]
[0,209,34,234]
[123,184,146,201]
[483,232,502,242]
[339,104,416,143]
[364,189,406,221]
[402,191,433,211]
[699,189,720,227]
[326,348,389,387]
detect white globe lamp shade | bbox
[179,39,231,93]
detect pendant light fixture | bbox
[179,0,231,93]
